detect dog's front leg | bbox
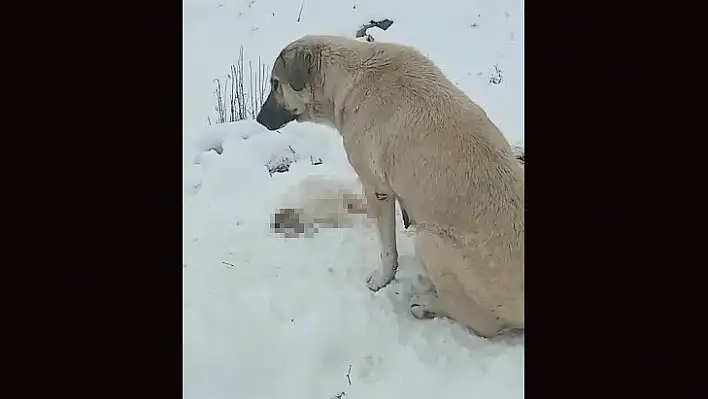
[364,189,398,291]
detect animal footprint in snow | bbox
[357,354,385,383]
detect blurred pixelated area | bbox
[270,208,313,238]
[270,181,368,238]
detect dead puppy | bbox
[256,35,524,338]
[271,176,370,238]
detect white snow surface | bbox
[184,1,524,398]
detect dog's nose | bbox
[256,112,265,126]
[256,112,274,130]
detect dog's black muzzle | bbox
[256,93,296,131]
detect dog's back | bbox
[342,40,524,252]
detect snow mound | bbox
[183,121,523,399]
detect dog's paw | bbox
[365,269,395,292]
[410,304,437,319]
[409,293,439,319]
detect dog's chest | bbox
[341,133,388,185]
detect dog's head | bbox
[256,38,324,131]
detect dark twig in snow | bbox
[346,364,352,385]
[355,19,394,39]
[489,64,503,85]
[222,261,235,267]
[211,46,268,124]
[214,79,226,123]
[512,144,524,165]
[310,155,323,165]
[297,0,305,22]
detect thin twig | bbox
[297,0,305,22]
[222,261,235,267]
[241,47,246,119]
[249,60,255,118]
[346,365,352,386]
[211,47,269,123]
[217,79,223,122]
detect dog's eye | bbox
[271,79,279,90]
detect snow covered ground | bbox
[183,1,524,398]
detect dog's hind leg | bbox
[363,187,398,291]
[414,231,506,337]
[411,268,505,337]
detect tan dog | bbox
[256,35,524,337]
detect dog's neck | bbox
[318,43,378,131]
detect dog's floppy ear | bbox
[290,48,313,91]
